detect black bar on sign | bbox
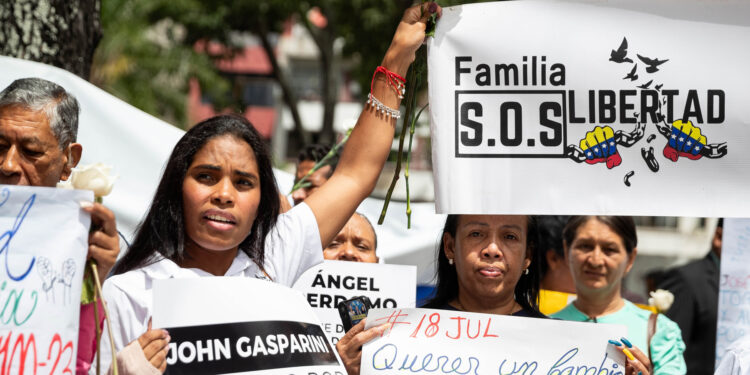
[164,320,340,374]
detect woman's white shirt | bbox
[93,203,323,374]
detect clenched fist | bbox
[580,126,622,169]
[663,120,706,161]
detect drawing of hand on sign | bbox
[661,120,716,162]
[580,126,622,169]
[566,122,646,169]
[37,256,77,304]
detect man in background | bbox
[658,219,723,374]
[292,144,376,263]
[0,77,121,373]
[292,143,338,206]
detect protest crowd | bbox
[0,2,745,375]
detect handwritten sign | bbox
[362,308,627,375]
[153,277,346,375]
[293,261,416,344]
[716,218,750,367]
[0,185,91,374]
[428,2,750,216]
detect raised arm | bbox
[305,2,441,247]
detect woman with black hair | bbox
[552,216,686,375]
[337,214,545,374]
[94,3,440,372]
[422,214,545,317]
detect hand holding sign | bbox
[336,320,390,375]
[82,202,120,281]
[623,343,651,375]
[580,126,622,169]
[137,319,170,373]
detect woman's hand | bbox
[137,320,170,373]
[382,2,442,77]
[613,337,651,375]
[336,320,389,375]
[82,202,120,280]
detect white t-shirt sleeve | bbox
[263,202,324,286]
[92,274,150,375]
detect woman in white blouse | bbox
[95,3,438,373]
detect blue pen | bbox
[608,339,622,346]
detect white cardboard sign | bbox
[293,261,417,344]
[362,308,627,375]
[716,218,750,367]
[428,1,750,216]
[0,185,91,374]
[153,277,346,375]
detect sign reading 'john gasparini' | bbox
[428,1,750,217]
[164,321,338,374]
[154,278,346,375]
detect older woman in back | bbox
[552,216,686,374]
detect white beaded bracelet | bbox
[367,93,401,119]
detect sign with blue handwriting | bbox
[363,308,626,375]
[154,277,346,375]
[716,218,750,367]
[0,185,92,374]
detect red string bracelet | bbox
[366,66,404,119]
[371,66,406,99]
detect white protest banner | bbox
[716,218,750,367]
[0,185,91,374]
[293,261,416,343]
[153,277,346,375]
[362,308,627,375]
[428,1,750,216]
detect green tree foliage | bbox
[91,0,228,128]
[91,0,491,130]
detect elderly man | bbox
[323,212,379,263]
[0,77,120,373]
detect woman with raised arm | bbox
[94,3,438,373]
[336,214,545,375]
[552,216,686,375]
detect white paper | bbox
[293,260,416,344]
[153,277,346,375]
[716,218,750,368]
[428,1,750,216]
[0,185,91,374]
[362,308,627,375]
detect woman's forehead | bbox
[457,215,527,231]
[193,135,257,168]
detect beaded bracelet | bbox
[367,66,405,119]
[367,93,401,119]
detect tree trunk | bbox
[256,22,312,147]
[0,0,102,80]
[303,21,338,145]
[319,30,337,145]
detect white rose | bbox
[648,289,675,313]
[68,163,117,198]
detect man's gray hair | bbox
[0,78,79,149]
